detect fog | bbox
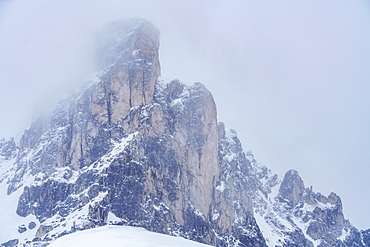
[0,0,370,229]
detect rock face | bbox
[0,18,369,247]
[7,19,161,193]
[250,166,369,247]
[278,169,305,207]
[0,138,17,161]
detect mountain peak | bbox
[96,18,160,70]
[278,169,305,206]
[1,18,369,247]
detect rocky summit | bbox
[0,18,369,247]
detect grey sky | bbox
[0,0,369,229]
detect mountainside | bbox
[0,18,369,247]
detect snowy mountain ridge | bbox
[0,18,369,247]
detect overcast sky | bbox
[0,0,369,229]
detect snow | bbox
[107,212,122,225]
[254,213,281,247]
[225,128,237,141]
[169,87,190,110]
[49,167,80,184]
[194,208,206,220]
[225,152,237,162]
[272,213,294,232]
[0,130,138,245]
[212,212,220,221]
[131,49,140,56]
[48,225,212,247]
[40,189,111,239]
[42,203,89,238]
[170,98,185,108]
[245,151,255,163]
[338,227,350,242]
[216,181,226,192]
[108,133,136,157]
[0,164,40,244]
[302,201,336,212]
[291,215,320,247]
[86,132,137,171]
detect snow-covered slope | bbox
[218,126,369,246]
[48,225,211,247]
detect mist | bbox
[0,0,370,229]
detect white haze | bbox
[0,0,370,229]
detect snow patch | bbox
[303,201,336,212]
[107,211,122,225]
[291,214,320,247]
[338,227,351,241]
[212,212,220,221]
[216,181,226,192]
[225,128,237,141]
[254,212,281,247]
[87,132,137,171]
[0,172,40,243]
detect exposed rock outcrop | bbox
[250,166,369,247]
[0,138,17,161]
[278,169,305,207]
